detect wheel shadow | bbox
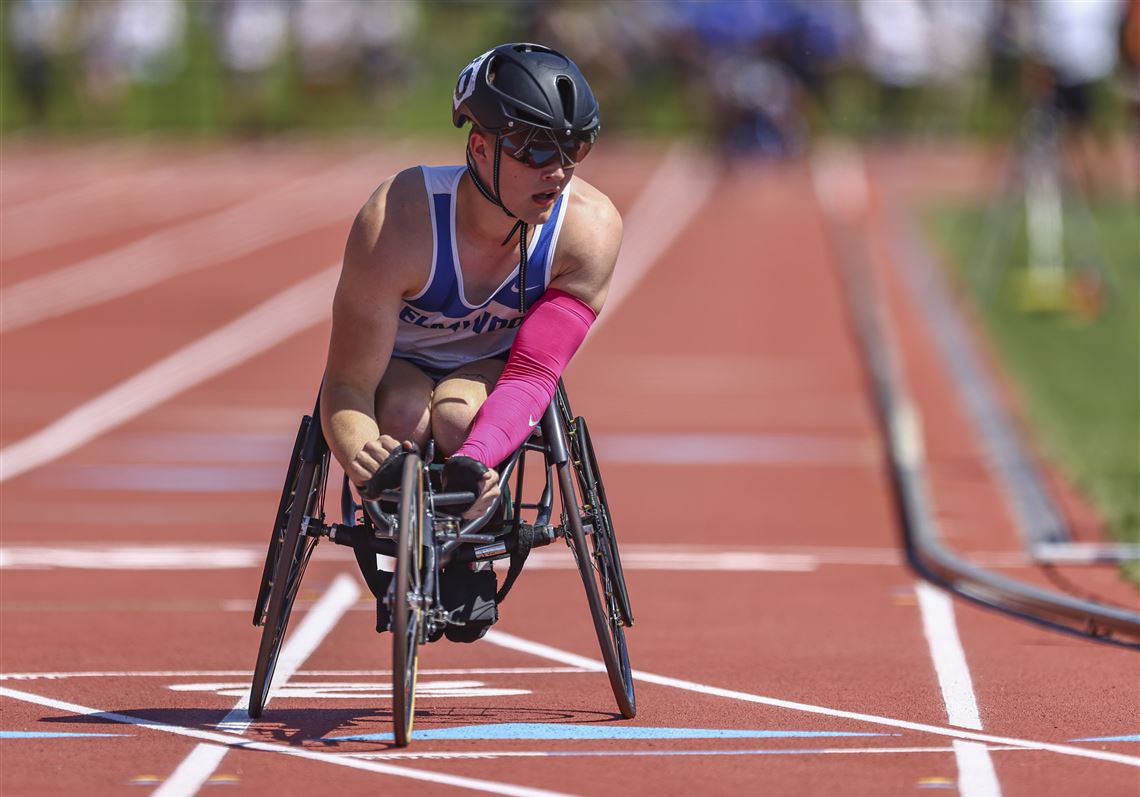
[39,704,625,750]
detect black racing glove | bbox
[441,455,488,516]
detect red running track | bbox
[1,139,1137,797]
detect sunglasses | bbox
[499,126,595,169]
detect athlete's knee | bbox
[376,393,431,445]
[430,394,479,455]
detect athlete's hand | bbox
[350,436,407,493]
[463,468,501,520]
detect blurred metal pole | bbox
[811,142,1140,646]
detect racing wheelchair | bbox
[248,382,635,746]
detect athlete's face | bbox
[468,129,578,225]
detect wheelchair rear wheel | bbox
[573,416,634,626]
[253,417,309,626]
[249,416,324,718]
[391,452,425,747]
[558,461,637,718]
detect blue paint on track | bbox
[1070,734,1140,743]
[326,723,895,742]
[1,731,127,739]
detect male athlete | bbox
[320,43,622,640]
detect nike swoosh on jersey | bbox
[528,416,540,427]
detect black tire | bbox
[253,417,310,626]
[391,452,424,747]
[249,424,324,719]
[573,417,634,627]
[558,462,636,718]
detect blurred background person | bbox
[293,0,359,92]
[1121,0,1140,186]
[355,0,420,106]
[857,0,933,134]
[214,0,291,134]
[76,0,187,126]
[657,0,854,159]
[7,0,72,125]
[1026,0,1128,194]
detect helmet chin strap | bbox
[465,135,529,314]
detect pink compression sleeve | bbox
[453,289,597,467]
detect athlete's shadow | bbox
[40,704,623,750]
[40,707,376,747]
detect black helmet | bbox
[453,43,600,143]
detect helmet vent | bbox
[509,106,548,127]
[555,76,576,124]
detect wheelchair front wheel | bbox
[391,451,425,747]
[559,462,636,719]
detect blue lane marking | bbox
[406,748,937,759]
[1,732,128,739]
[325,723,896,742]
[1070,734,1140,743]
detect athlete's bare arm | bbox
[547,177,623,313]
[321,169,430,485]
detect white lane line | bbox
[809,138,870,222]
[152,573,360,797]
[916,583,984,728]
[954,740,1004,797]
[0,264,339,483]
[0,687,579,797]
[481,631,1140,768]
[0,545,265,570]
[916,582,1002,797]
[0,147,261,259]
[588,144,716,337]
[0,154,374,332]
[0,667,587,680]
[0,543,1032,571]
[150,746,230,797]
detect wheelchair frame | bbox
[248,382,635,746]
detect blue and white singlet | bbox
[392,165,571,372]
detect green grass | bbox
[928,197,1140,574]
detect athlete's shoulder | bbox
[566,176,621,232]
[342,167,432,294]
[560,176,622,267]
[547,176,622,314]
[354,166,429,240]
